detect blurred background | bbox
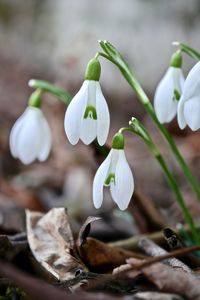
[0,0,200,239]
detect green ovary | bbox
[104,173,115,186]
[84,105,97,120]
[173,89,181,101]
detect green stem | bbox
[29,79,72,105]
[173,42,200,61]
[156,154,200,244]
[98,41,200,202]
[124,123,200,245]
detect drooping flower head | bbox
[178,61,200,131]
[64,58,110,146]
[154,50,184,123]
[9,89,52,165]
[93,132,134,210]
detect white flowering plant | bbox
[10,41,200,245]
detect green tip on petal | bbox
[174,89,181,101]
[170,50,182,68]
[104,173,115,186]
[28,89,42,108]
[112,132,124,150]
[84,105,97,120]
[84,58,101,81]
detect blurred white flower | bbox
[64,80,110,145]
[178,61,200,131]
[10,107,52,164]
[93,148,134,210]
[154,67,184,123]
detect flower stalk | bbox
[29,79,72,105]
[173,42,200,61]
[127,118,200,245]
[98,40,200,202]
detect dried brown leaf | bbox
[112,261,141,279]
[139,261,200,300]
[79,237,143,273]
[77,216,101,247]
[26,208,88,281]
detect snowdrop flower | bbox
[178,61,200,131]
[9,90,52,165]
[64,58,110,146]
[93,133,134,210]
[154,50,184,123]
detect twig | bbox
[138,238,192,272]
[109,230,169,250]
[129,244,200,270]
[109,221,200,251]
[86,245,200,292]
[0,262,117,300]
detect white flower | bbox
[178,61,200,131]
[154,67,184,123]
[10,107,52,165]
[64,80,110,146]
[93,148,134,210]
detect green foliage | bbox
[0,287,26,300]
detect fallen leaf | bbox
[26,208,88,282]
[128,258,200,300]
[79,237,143,273]
[77,216,101,247]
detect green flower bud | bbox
[112,132,124,150]
[84,58,101,81]
[170,50,182,68]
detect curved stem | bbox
[98,41,200,202]
[156,155,200,245]
[29,79,72,105]
[173,42,200,61]
[123,124,200,245]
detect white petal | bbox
[87,80,97,106]
[96,82,110,145]
[110,150,134,210]
[177,96,187,129]
[9,110,27,158]
[173,68,185,92]
[184,96,200,131]
[108,149,119,172]
[37,115,52,161]
[92,150,113,209]
[181,61,200,101]
[64,81,88,145]
[16,108,43,164]
[80,118,97,145]
[154,68,178,123]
